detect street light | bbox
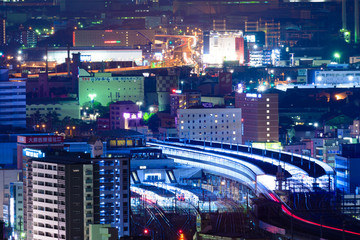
[181,80,184,90]
[334,53,341,63]
[88,93,96,102]
[136,101,143,110]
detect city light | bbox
[258,85,266,92]
[334,52,341,63]
[88,93,96,101]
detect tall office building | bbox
[235,92,279,144]
[0,69,26,128]
[24,156,93,240]
[177,108,242,144]
[93,156,130,237]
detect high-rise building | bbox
[177,108,242,144]
[24,156,94,240]
[235,92,279,144]
[0,69,26,129]
[92,156,130,237]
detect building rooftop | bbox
[98,129,144,138]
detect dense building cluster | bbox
[1,0,360,239]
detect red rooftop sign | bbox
[17,135,64,144]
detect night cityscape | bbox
[1,0,360,239]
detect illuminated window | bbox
[266,110,270,113]
[266,104,270,107]
[267,134,270,137]
[267,116,270,119]
[267,128,270,131]
[233,131,236,134]
[266,98,270,102]
[181,121,184,124]
[267,122,270,125]
[181,126,184,129]
[233,114,235,117]
[215,120,218,123]
[215,115,218,117]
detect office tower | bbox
[177,108,242,144]
[235,92,279,144]
[24,157,93,240]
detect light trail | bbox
[268,192,360,236]
[150,140,360,238]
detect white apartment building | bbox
[177,108,242,144]
[27,158,93,240]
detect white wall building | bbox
[177,108,242,144]
[314,70,360,87]
[27,158,93,240]
[47,48,143,65]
